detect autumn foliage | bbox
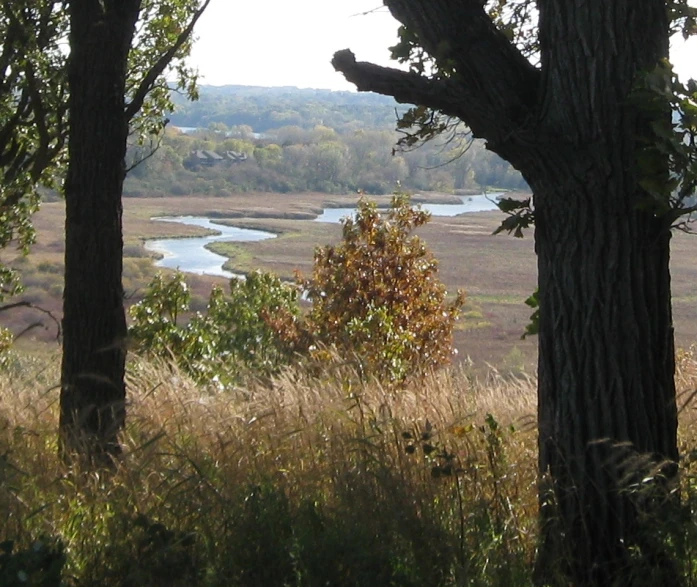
[297,194,465,383]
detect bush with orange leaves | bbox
[293,193,465,385]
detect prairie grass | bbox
[2,348,697,585]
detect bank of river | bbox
[145,193,502,277]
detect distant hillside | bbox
[123,85,527,197]
[169,85,404,133]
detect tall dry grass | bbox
[2,347,697,585]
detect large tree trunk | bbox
[332,0,681,584]
[59,2,139,465]
[532,154,679,584]
[530,3,679,582]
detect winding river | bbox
[145,194,502,278]
[144,216,276,278]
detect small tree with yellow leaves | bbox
[298,193,465,384]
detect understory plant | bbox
[129,269,300,385]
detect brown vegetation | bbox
[2,344,697,583]
[3,192,697,372]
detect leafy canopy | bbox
[390,1,697,232]
[0,1,67,300]
[0,0,206,299]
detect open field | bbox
[3,191,697,371]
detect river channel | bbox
[145,194,501,278]
[144,217,277,279]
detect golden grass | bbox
[3,345,697,583]
[0,351,542,584]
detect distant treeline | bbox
[123,85,527,196]
[168,85,400,132]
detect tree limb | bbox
[125,131,164,173]
[333,0,540,152]
[332,51,464,118]
[124,0,211,122]
[0,300,62,341]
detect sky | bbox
[188,1,398,91]
[188,1,697,91]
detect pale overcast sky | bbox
[188,1,696,91]
[188,1,397,90]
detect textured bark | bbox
[59,1,140,465]
[334,1,680,584]
[532,149,679,584]
[59,0,208,466]
[531,3,679,583]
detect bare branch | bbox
[0,300,62,341]
[332,50,462,117]
[125,131,165,173]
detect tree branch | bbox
[332,51,463,118]
[0,300,62,341]
[333,0,540,152]
[125,132,164,173]
[124,0,211,122]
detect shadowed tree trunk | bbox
[59,0,210,466]
[59,1,139,465]
[333,1,680,584]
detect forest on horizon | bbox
[123,84,528,197]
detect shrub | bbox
[128,271,300,386]
[297,193,465,384]
[129,271,191,357]
[123,243,149,259]
[0,327,14,371]
[0,538,66,587]
[77,514,199,586]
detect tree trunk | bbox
[531,150,679,584]
[331,0,681,584]
[529,3,679,582]
[59,2,139,465]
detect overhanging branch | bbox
[334,0,540,151]
[332,50,462,116]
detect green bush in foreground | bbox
[0,538,65,587]
[129,270,299,385]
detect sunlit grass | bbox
[2,348,697,584]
